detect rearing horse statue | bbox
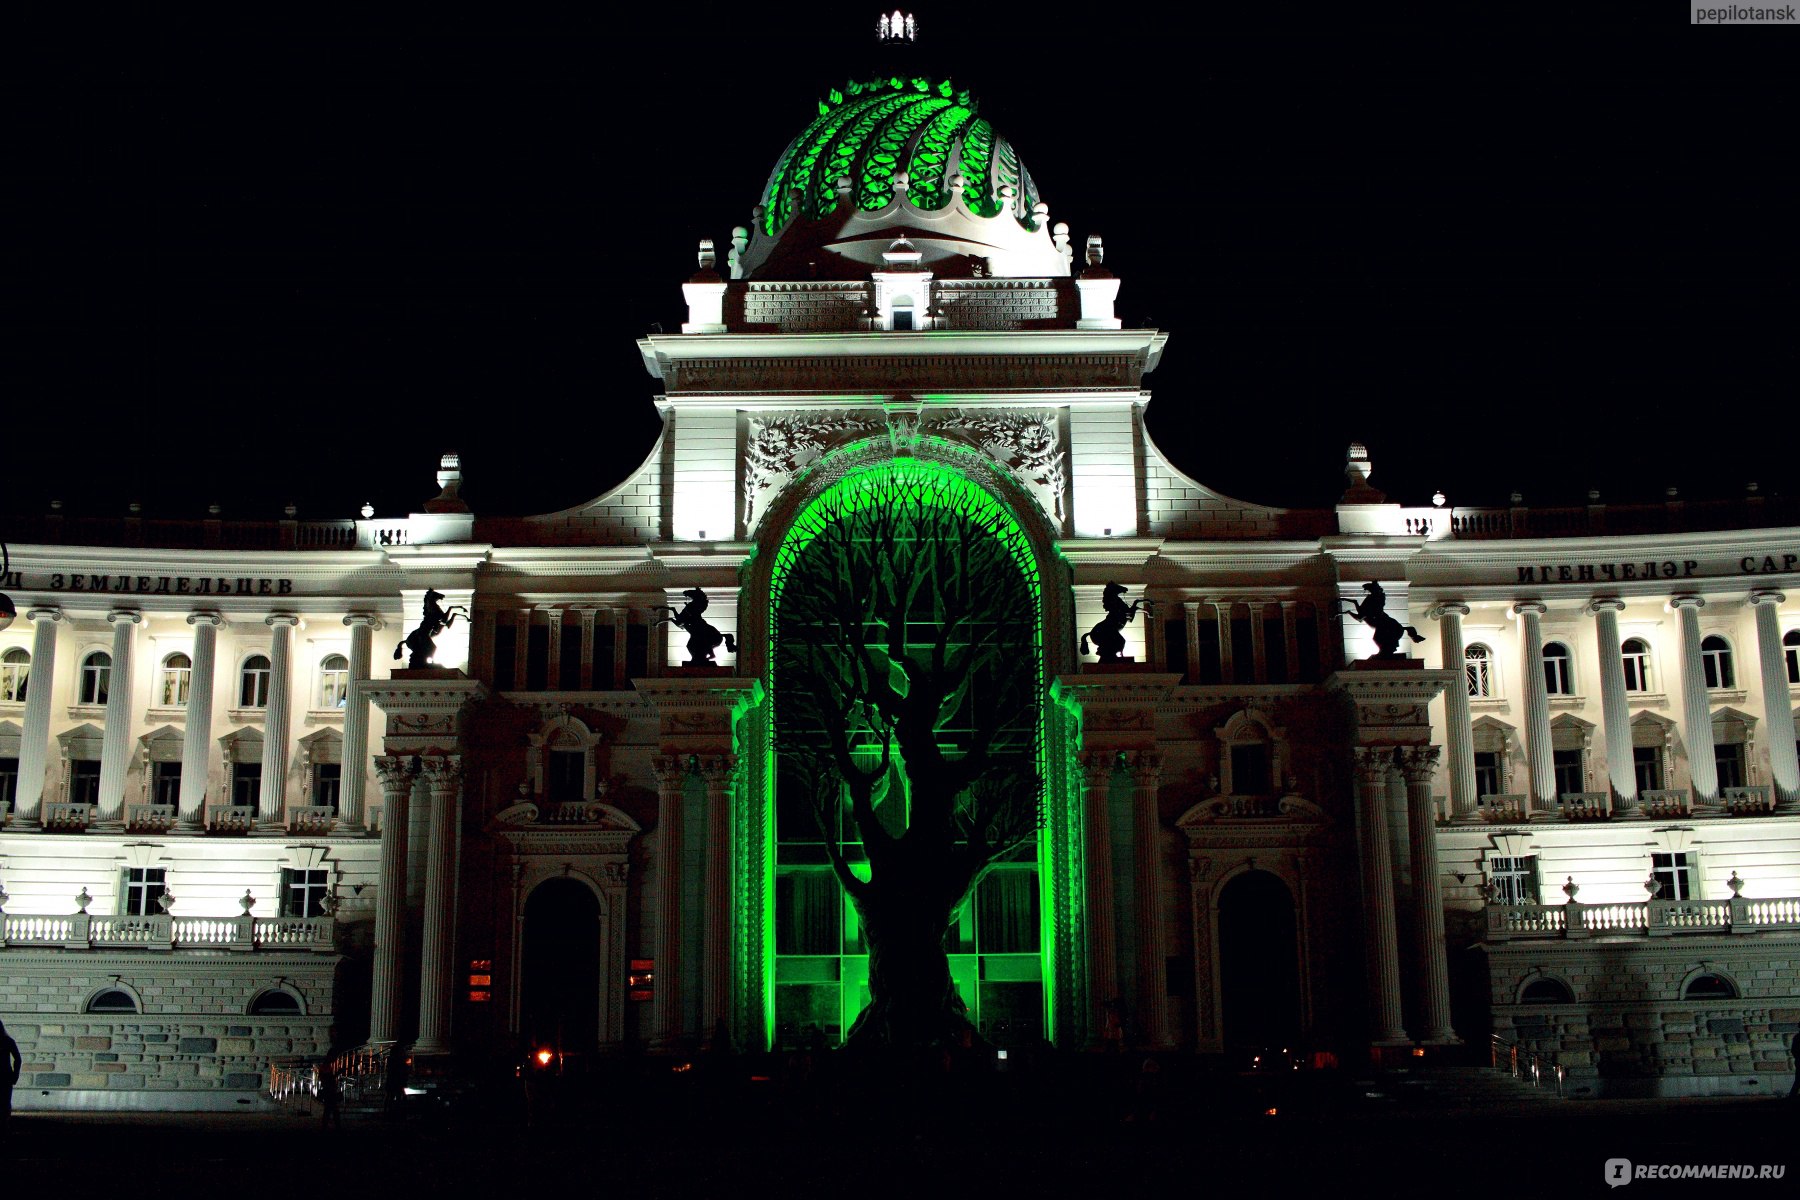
[656,587,736,666]
[1081,582,1153,663]
[394,589,469,668]
[1339,581,1424,659]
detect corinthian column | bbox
[1399,746,1456,1044]
[650,755,688,1048]
[368,756,414,1045]
[1429,604,1477,819]
[257,614,299,829]
[340,615,379,831]
[177,612,223,830]
[413,755,463,1055]
[1671,596,1717,804]
[700,755,738,1038]
[1749,592,1799,810]
[1352,747,1407,1045]
[94,609,142,824]
[1589,599,1637,815]
[12,607,63,827]
[1130,752,1173,1049]
[1513,602,1556,812]
[1079,752,1120,1041]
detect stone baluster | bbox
[700,755,738,1038]
[368,756,414,1044]
[650,755,688,1047]
[1351,746,1408,1045]
[12,607,63,827]
[1430,603,1477,820]
[1513,602,1556,812]
[1079,752,1120,1040]
[1749,592,1800,811]
[413,755,463,1055]
[177,612,223,830]
[94,609,142,824]
[1399,746,1457,1043]
[1130,752,1173,1048]
[257,615,299,830]
[340,615,378,831]
[1671,596,1717,804]
[1589,599,1637,815]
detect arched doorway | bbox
[1217,869,1301,1052]
[520,878,602,1058]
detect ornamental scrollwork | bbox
[743,413,884,532]
[926,408,1066,523]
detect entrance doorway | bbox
[520,878,601,1057]
[1217,869,1302,1052]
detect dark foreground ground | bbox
[6,1058,1796,1199]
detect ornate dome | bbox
[735,76,1070,281]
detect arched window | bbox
[1621,638,1653,693]
[1786,628,1800,685]
[1542,641,1573,696]
[160,652,192,707]
[1701,636,1734,690]
[1,647,29,702]
[318,654,350,709]
[80,651,112,706]
[248,988,303,1015]
[86,988,138,1013]
[1520,978,1573,1004]
[240,655,271,708]
[1683,973,1737,1000]
[1465,643,1494,698]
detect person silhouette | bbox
[1,1019,20,1148]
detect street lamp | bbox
[0,541,15,632]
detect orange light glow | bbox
[534,1049,553,1066]
[1264,1107,1279,1116]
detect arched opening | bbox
[520,878,602,1059]
[1519,977,1573,1004]
[1217,869,1301,1053]
[1683,972,1737,1000]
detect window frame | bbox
[1620,637,1653,693]
[280,868,331,918]
[317,653,350,710]
[1701,636,1735,691]
[1465,642,1496,698]
[1488,855,1539,905]
[1651,851,1697,901]
[239,654,272,709]
[0,646,29,703]
[79,651,112,706]
[159,652,193,708]
[1784,628,1800,685]
[123,866,167,917]
[1541,641,1574,696]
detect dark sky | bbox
[13,7,1796,525]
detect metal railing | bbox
[1491,1034,1565,1097]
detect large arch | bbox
[1216,867,1303,1054]
[518,877,604,1059]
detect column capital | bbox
[1079,750,1117,783]
[1510,601,1546,618]
[1128,750,1164,786]
[26,606,64,623]
[1427,602,1470,621]
[1352,745,1395,783]
[1398,744,1441,784]
[1749,590,1787,608]
[417,754,464,790]
[651,754,689,787]
[107,609,143,626]
[1586,597,1627,615]
[342,613,385,630]
[265,612,301,628]
[698,754,739,787]
[373,755,415,790]
[1670,595,1706,611]
[186,610,226,628]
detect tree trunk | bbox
[841,874,979,1052]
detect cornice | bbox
[633,677,765,710]
[1051,673,1183,706]
[1325,668,1456,704]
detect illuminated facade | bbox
[3,71,1798,1108]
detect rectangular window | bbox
[124,866,166,916]
[1552,749,1584,797]
[592,623,618,689]
[1196,619,1223,685]
[152,761,182,807]
[1474,751,1503,796]
[1651,852,1695,901]
[546,749,584,802]
[0,756,18,808]
[70,760,101,805]
[626,622,649,680]
[1263,615,1288,684]
[491,623,518,691]
[1230,743,1272,795]
[559,615,584,690]
[525,622,550,691]
[1714,742,1746,790]
[281,868,330,917]
[1633,745,1664,792]
[232,762,262,807]
[1295,616,1321,683]
[312,763,342,810]
[1230,616,1255,685]
[1488,855,1537,905]
[1162,618,1189,679]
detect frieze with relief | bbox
[668,353,1147,394]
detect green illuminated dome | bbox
[737,75,1070,280]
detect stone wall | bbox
[0,952,338,1111]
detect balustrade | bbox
[285,805,335,834]
[1,910,333,951]
[42,802,95,831]
[125,804,176,833]
[1639,789,1691,818]
[1486,893,1799,940]
[207,805,256,834]
[1721,786,1774,815]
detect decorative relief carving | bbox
[743,413,884,532]
[925,409,1066,523]
[669,353,1146,394]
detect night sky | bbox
[14,7,1795,525]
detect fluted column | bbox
[1129,752,1173,1048]
[1750,592,1800,810]
[1672,596,1717,804]
[413,755,463,1055]
[257,614,299,829]
[1181,601,1200,684]
[94,609,142,823]
[700,755,738,1038]
[368,756,414,1044]
[1399,746,1456,1043]
[340,615,378,831]
[1513,602,1556,811]
[650,755,687,1047]
[12,607,63,827]
[176,612,223,830]
[1079,752,1120,1039]
[1430,604,1477,819]
[1589,599,1637,814]
[1352,747,1407,1045]
[576,608,597,689]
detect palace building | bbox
[3,62,1798,1110]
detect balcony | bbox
[1485,895,1800,941]
[125,803,176,833]
[0,912,336,952]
